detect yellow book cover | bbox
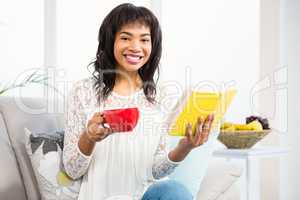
[167,89,236,136]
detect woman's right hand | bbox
[85,112,113,142]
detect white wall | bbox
[1,0,261,112]
[258,1,281,199]
[50,0,152,103]
[0,0,151,98]
[57,0,151,83]
[280,0,300,199]
[160,0,260,122]
[0,0,44,97]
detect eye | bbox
[141,39,150,43]
[120,37,129,41]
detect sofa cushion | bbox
[24,128,81,200]
[0,97,64,200]
[0,113,27,200]
[215,181,240,200]
[196,158,243,200]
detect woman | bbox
[63,3,214,200]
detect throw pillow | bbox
[24,128,81,200]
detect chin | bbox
[122,64,144,72]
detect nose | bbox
[128,40,142,52]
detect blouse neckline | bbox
[111,88,143,99]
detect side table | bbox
[213,147,289,200]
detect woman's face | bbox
[114,22,152,73]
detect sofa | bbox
[0,96,242,200]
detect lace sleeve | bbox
[63,83,92,180]
[152,133,181,180]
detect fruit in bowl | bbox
[103,107,139,133]
[218,116,271,149]
[221,120,263,131]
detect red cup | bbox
[102,107,139,132]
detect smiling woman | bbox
[114,23,152,70]
[62,3,199,200]
[91,3,162,103]
[62,3,218,200]
[112,22,152,96]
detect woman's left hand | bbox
[168,114,215,162]
[178,114,214,151]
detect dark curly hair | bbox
[90,3,162,104]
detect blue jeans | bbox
[141,180,193,200]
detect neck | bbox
[114,71,142,95]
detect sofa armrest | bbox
[0,113,27,200]
[196,158,243,200]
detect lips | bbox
[103,107,139,132]
[124,54,143,65]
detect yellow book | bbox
[167,89,236,136]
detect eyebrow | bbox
[119,31,151,37]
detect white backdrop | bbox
[1,0,299,199]
[160,0,260,123]
[57,0,151,83]
[279,0,300,199]
[0,0,44,97]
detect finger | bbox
[206,114,214,134]
[201,114,214,143]
[88,123,104,135]
[94,127,109,139]
[93,115,105,124]
[90,127,112,142]
[102,127,113,137]
[88,116,104,128]
[95,124,110,134]
[185,123,193,142]
[202,114,213,133]
[194,117,203,142]
[87,123,97,135]
[201,131,209,143]
[93,133,108,141]
[209,113,214,123]
[195,117,204,145]
[93,112,102,118]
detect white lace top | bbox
[63,78,180,200]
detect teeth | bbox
[125,54,142,61]
[127,55,139,60]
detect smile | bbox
[123,54,143,64]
